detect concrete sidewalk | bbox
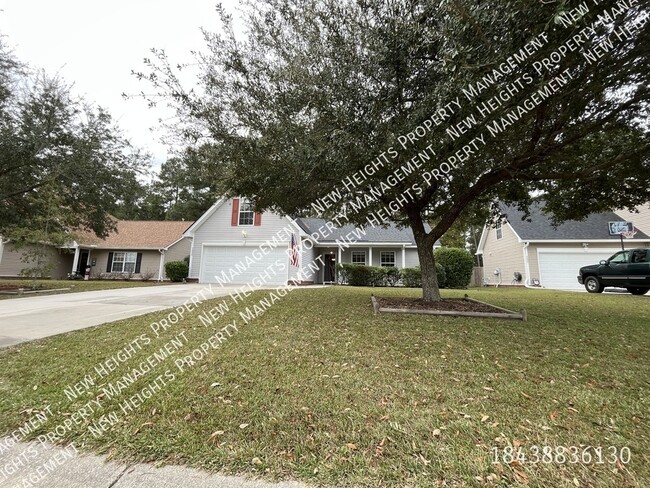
[0,284,233,348]
[0,438,306,488]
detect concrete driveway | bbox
[0,284,233,348]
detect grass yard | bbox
[0,287,648,487]
[0,278,172,299]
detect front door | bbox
[323,254,336,283]
[77,251,89,274]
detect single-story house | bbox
[183,197,441,285]
[0,220,192,280]
[477,202,650,290]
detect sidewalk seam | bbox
[107,465,131,488]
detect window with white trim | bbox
[496,222,503,240]
[380,251,396,267]
[351,251,366,265]
[238,199,254,225]
[111,252,137,273]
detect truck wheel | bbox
[627,287,649,296]
[584,276,603,293]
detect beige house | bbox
[0,220,192,280]
[477,202,650,290]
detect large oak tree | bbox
[140,0,649,301]
[0,40,148,249]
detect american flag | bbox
[290,233,300,267]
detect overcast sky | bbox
[0,0,238,175]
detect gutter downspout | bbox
[158,249,165,281]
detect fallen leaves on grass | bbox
[207,430,225,443]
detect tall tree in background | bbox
[0,40,149,251]
[140,0,649,302]
[154,147,222,221]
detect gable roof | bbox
[500,202,650,241]
[75,220,193,249]
[294,217,441,246]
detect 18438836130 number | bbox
[491,445,631,465]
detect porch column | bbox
[337,247,342,264]
[401,246,406,268]
[71,245,80,273]
[158,250,165,281]
[368,247,373,267]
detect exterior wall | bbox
[90,250,161,280]
[189,201,297,279]
[0,243,72,279]
[615,204,650,236]
[161,237,192,280]
[405,248,420,268]
[481,223,526,285]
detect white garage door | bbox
[538,250,618,290]
[200,246,288,285]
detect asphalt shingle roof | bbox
[75,220,193,249]
[501,202,650,240]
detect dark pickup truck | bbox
[578,248,650,295]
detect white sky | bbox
[0,0,239,175]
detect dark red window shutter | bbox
[231,198,240,226]
[135,253,143,273]
[106,252,113,272]
[254,212,262,226]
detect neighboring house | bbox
[477,202,650,290]
[184,197,441,285]
[0,220,192,280]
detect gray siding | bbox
[405,248,420,268]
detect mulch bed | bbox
[376,297,505,313]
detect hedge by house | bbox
[434,247,474,288]
[401,264,447,288]
[165,260,189,282]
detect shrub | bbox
[401,267,421,287]
[140,269,156,281]
[401,264,447,288]
[383,266,401,287]
[434,247,474,288]
[345,264,376,286]
[435,263,448,289]
[165,260,189,282]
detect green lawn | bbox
[0,287,648,487]
[0,278,171,299]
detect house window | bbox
[111,252,137,273]
[238,199,254,225]
[351,251,366,265]
[496,222,503,240]
[380,251,396,267]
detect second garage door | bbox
[538,250,618,290]
[200,246,288,285]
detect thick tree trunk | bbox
[407,208,441,303]
[414,232,441,302]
